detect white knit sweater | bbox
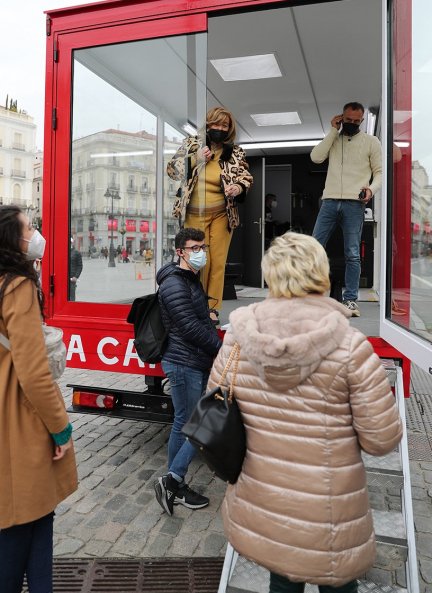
[310,128,382,200]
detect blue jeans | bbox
[312,199,364,302]
[270,572,358,593]
[162,361,209,482]
[0,512,54,593]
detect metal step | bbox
[222,552,407,593]
[371,509,408,576]
[363,449,404,510]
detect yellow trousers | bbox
[185,210,232,311]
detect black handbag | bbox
[182,342,246,484]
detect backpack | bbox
[127,291,168,363]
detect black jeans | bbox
[270,572,358,593]
[0,512,54,593]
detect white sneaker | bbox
[343,300,360,317]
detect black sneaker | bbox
[154,474,179,516]
[174,484,209,510]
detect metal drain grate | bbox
[407,432,432,461]
[405,392,432,434]
[22,558,223,593]
[410,363,432,397]
[405,397,425,432]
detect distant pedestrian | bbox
[0,205,78,593]
[70,238,83,301]
[145,248,153,266]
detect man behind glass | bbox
[311,101,382,317]
[70,238,83,301]
[154,227,222,516]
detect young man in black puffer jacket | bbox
[154,228,222,516]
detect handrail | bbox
[395,366,419,593]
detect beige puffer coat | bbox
[209,295,402,587]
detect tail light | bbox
[72,391,115,409]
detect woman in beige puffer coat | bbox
[209,232,402,593]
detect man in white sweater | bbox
[310,102,382,317]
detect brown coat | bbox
[209,296,403,587]
[0,277,77,529]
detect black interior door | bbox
[242,157,264,287]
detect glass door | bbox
[381,0,432,372]
[50,15,207,315]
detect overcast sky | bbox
[0,0,93,149]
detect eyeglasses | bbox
[184,244,208,253]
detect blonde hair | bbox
[262,232,330,298]
[206,107,237,144]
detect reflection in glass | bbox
[390,0,432,341]
[163,123,185,264]
[68,32,207,303]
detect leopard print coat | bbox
[167,136,253,230]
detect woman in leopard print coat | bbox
[167,107,253,315]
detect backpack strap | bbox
[0,332,11,351]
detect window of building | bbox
[13,184,21,201]
[13,132,24,151]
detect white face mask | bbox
[22,229,46,261]
[187,249,207,271]
[271,200,278,208]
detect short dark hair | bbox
[343,101,365,114]
[175,227,205,250]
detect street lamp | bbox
[104,188,121,268]
[119,213,126,246]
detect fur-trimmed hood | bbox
[229,295,351,390]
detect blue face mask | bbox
[188,250,207,271]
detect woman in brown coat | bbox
[209,232,403,593]
[0,205,78,593]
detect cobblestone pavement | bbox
[55,369,227,561]
[56,366,432,592]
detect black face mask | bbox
[342,121,360,136]
[207,129,228,144]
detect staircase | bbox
[218,362,419,593]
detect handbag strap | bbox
[218,342,240,402]
[0,332,11,351]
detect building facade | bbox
[0,104,36,207]
[70,128,181,258]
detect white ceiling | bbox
[207,0,382,153]
[75,0,382,155]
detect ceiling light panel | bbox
[210,53,282,81]
[251,112,301,126]
[240,140,321,150]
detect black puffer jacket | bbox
[70,248,83,278]
[157,263,222,371]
